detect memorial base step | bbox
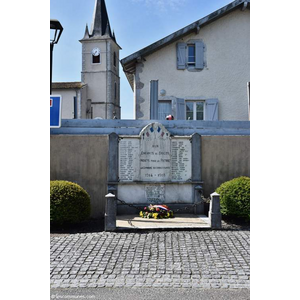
[116,214,210,230]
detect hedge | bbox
[216,176,250,221]
[50,180,91,225]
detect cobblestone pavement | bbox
[50,231,250,289]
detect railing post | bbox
[194,185,204,214]
[209,192,222,229]
[105,193,117,231]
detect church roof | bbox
[89,0,116,41]
[80,0,120,46]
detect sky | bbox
[50,0,234,119]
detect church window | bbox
[93,55,100,64]
[114,52,117,67]
[92,47,101,64]
[92,54,100,64]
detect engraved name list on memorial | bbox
[171,139,192,181]
[119,138,139,181]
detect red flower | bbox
[156,208,160,212]
[144,207,147,210]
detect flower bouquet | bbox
[139,204,174,219]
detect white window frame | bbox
[185,100,205,120]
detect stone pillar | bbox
[108,133,119,183]
[191,133,204,214]
[105,193,117,231]
[107,133,118,219]
[209,192,222,229]
[191,133,201,182]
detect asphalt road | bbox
[50,287,250,300]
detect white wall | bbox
[52,89,76,119]
[135,9,250,121]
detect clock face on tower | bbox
[92,47,100,56]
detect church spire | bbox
[83,24,90,39]
[90,0,114,39]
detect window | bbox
[113,52,117,67]
[185,101,204,120]
[92,47,101,64]
[114,82,117,100]
[92,53,100,64]
[177,41,204,70]
[158,101,172,120]
[93,55,100,64]
[187,45,196,66]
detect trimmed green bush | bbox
[50,180,91,225]
[216,176,250,221]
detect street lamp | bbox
[50,19,63,94]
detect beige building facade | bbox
[52,82,87,119]
[121,0,250,121]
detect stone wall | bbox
[201,136,250,197]
[50,125,249,218]
[50,135,108,218]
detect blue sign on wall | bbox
[50,95,62,128]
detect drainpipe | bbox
[106,40,108,119]
[107,40,112,119]
[73,96,77,119]
[77,89,81,119]
[247,82,250,120]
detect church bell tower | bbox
[80,0,121,119]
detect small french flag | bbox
[153,205,169,211]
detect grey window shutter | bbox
[205,99,219,120]
[195,41,204,70]
[150,80,159,119]
[176,98,185,120]
[177,43,186,70]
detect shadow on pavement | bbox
[50,216,249,235]
[50,218,104,234]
